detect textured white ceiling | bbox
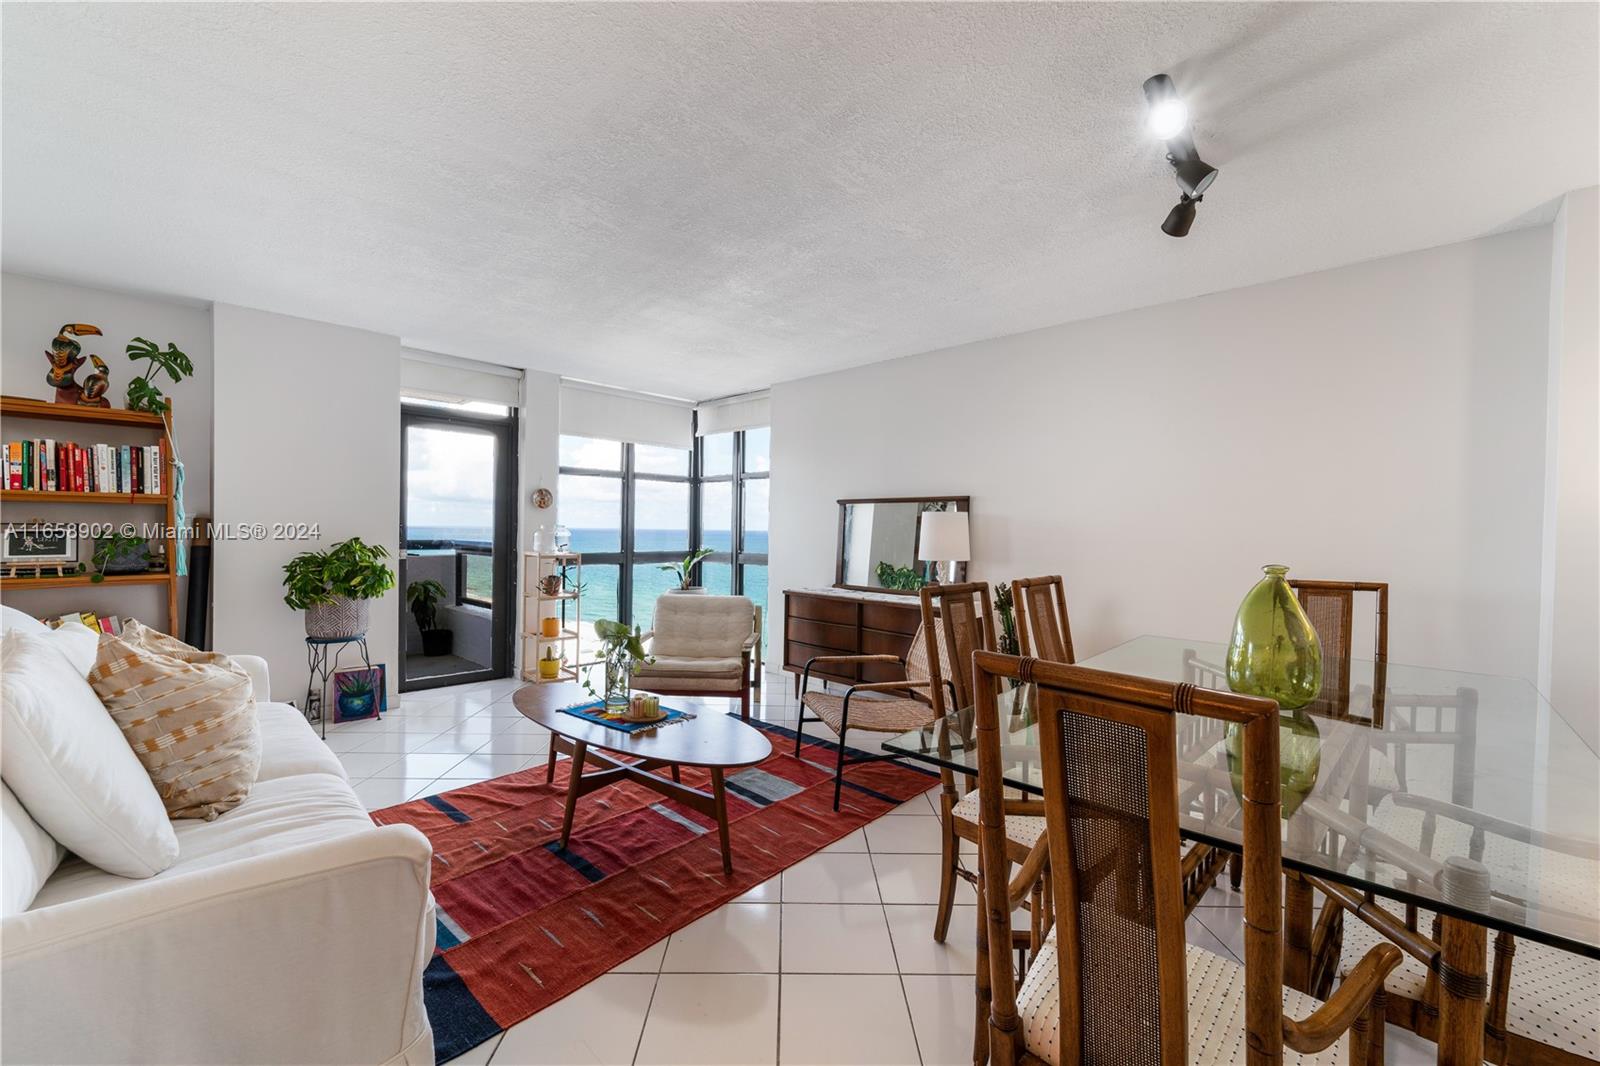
[3,3,1596,400]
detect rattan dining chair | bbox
[1289,579,1389,723]
[970,651,1402,1066]
[1012,575,1076,663]
[794,621,946,810]
[920,582,1052,949]
[1317,795,1600,1065]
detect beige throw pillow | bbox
[88,621,262,820]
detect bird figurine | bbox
[45,324,102,404]
[78,355,111,408]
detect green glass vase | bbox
[1226,708,1323,819]
[1225,564,1322,710]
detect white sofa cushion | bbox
[0,608,98,676]
[636,655,745,676]
[0,605,46,635]
[0,631,179,878]
[1,782,63,917]
[32,771,376,909]
[255,701,347,782]
[650,594,754,659]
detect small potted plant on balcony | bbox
[659,547,715,593]
[406,578,454,657]
[281,537,396,639]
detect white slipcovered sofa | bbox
[1,611,436,1066]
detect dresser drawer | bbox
[787,618,857,652]
[787,593,859,627]
[861,629,915,659]
[862,601,921,635]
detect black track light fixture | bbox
[1143,73,1219,238]
[1161,194,1199,238]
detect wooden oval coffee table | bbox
[512,682,773,874]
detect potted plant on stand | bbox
[659,547,715,593]
[406,579,453,657]
[585,618,651,710]
[281,537,396,638]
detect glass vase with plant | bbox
[586,618,651,708]
[659,547,715,592]
[281,537,396,639]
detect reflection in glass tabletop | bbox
[882,635,1600,959]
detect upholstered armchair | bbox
[632,594,759,719]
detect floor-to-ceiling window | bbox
[557,435,693,637]
[557,426,769,649]
[698,426,770,651]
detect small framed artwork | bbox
[332,664,388,723]
[2,523,77,564]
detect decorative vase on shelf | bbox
[1224,564,1322,710]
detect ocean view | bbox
[406,527,769,641]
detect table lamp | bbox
[918,510,970,585]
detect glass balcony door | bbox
[400,403,517,691]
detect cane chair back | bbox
[1013,575,1076,663]
[1290,580,1388,722]
[972,652,1285,1066]
[919,582,995,717]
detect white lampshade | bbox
[919,510,970,563]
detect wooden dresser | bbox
[782,588,922,696]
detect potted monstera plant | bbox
[281,537,396,639]
[406,579,453,657]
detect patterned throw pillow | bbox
[87,621,262,820]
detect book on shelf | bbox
[48,612,126,636]
[3,437,165,495]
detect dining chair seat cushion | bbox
[1338,902,1597,1060]
[950,789,1046,848]
[801,691,934,734]
[1017,929,1346,1065]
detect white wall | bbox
[772,227,1557,690]
[211,303,401,703]
[515,370,561,675]
[1539,187,1600,750]
[0,273,213,636]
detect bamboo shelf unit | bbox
[520,550,582,683]
[0,395,181,634]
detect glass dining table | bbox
[883,635,1600,1066]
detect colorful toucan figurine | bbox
[45,324,102,404]
[78,356,111,408]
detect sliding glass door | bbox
[399,402,518,691]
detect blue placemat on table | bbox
[559,699,692,733]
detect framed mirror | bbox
[834,496,970,594]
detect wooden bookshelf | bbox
[2,489,170,505]
[521,551,583,683]
[1,395,181,634]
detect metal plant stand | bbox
[303,634,373,739]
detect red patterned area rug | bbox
[371,720,935,1064]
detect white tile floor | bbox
[326,673,1443,1065]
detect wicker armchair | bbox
[794,621,946,810]
[970,651,1402,1066]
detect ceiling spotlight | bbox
[1143,74,1189,139]
[1173,157,1217,198]
[1143,72,1220,238]
[1162,194,1198,238]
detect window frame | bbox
[557,426,769,628]
[698,429,769,601]
[558,437,695,628]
